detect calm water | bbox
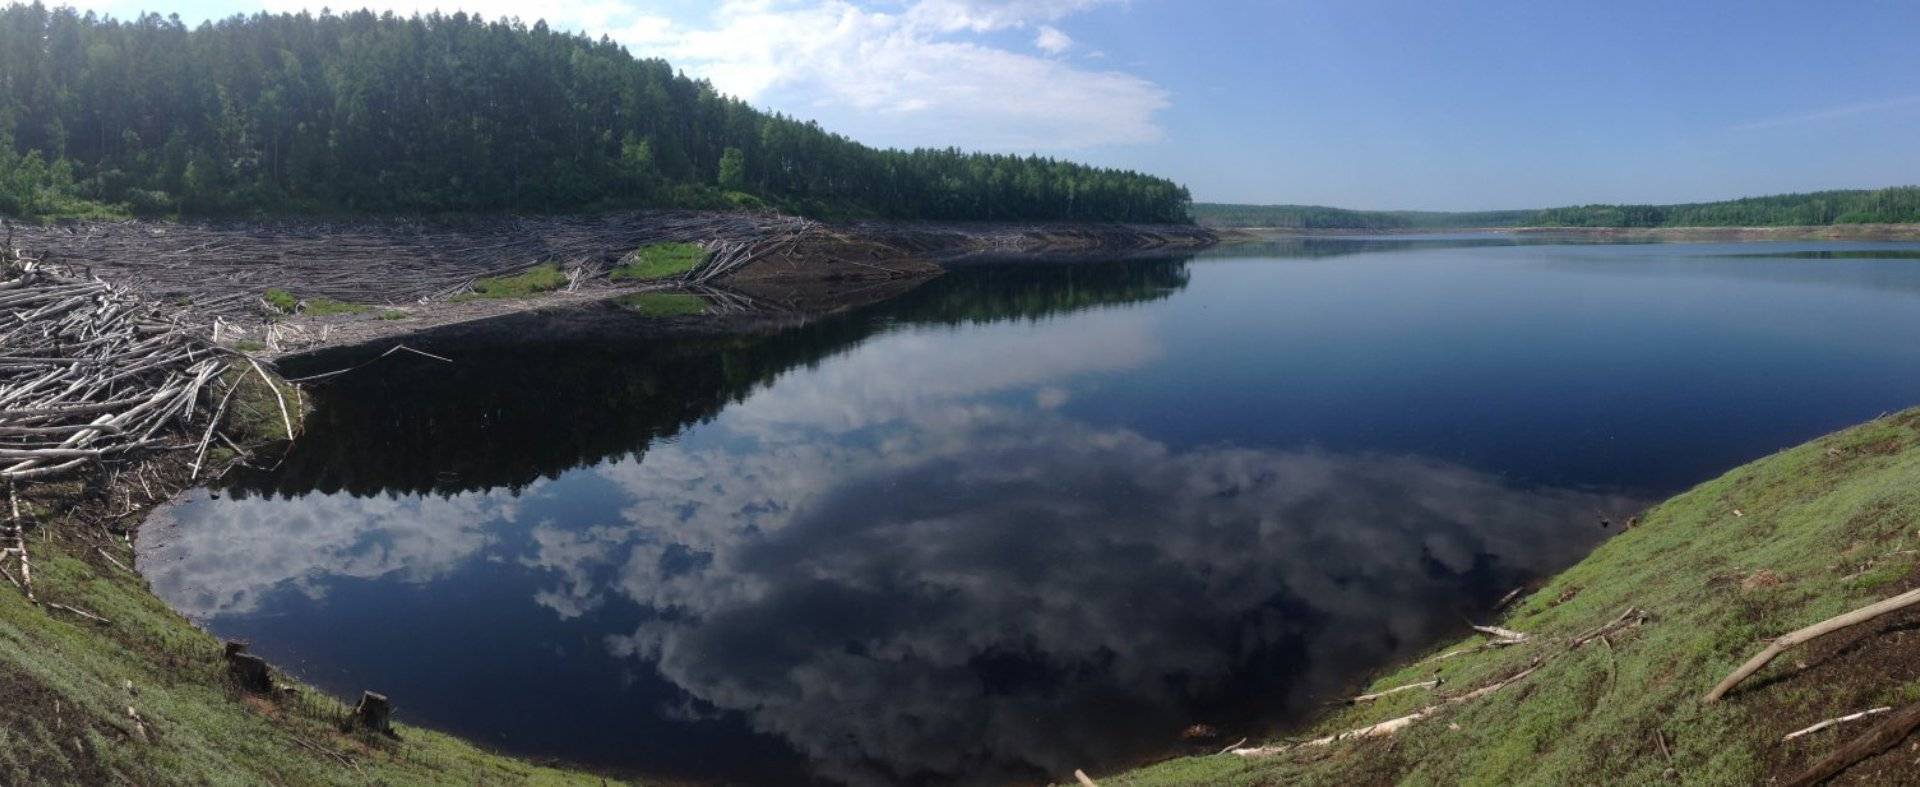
[141,237,1920,785]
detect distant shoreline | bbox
[1214,223,1920,241]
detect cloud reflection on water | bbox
[143,296,1641,785]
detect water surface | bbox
[141,237,1920,785]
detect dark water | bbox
[140,237,1920,785]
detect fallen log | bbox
[1704,587,1920,702]
[1783,700,1920,786]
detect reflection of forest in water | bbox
[227,257,1195,499]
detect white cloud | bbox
[658,1,1163,149]
[1033,25,1073,54]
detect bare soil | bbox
[6,212,1212,357]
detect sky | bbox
[54,0,1920,210]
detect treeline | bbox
[1191,203,1537,230]
[1196,186,1920,231]
[0,5,1191,223]
[1534,187,1920,227]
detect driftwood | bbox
[1234,608,1649,759]
[1233,663,1541,758]
[7,211,822,321]
[0,257,239,485]
[1704,587,1920,702]
[1072,769,1099,787]
[1783,700,1920,787]
[1342,679,1440,704]
[1783,707,1892,741]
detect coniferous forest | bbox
[0,5,1194,222]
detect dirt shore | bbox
[7,212,1215,357]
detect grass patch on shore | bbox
[615,292,707,317]
[262,288,297,313]
[452,264,569,302]
[1111,408,1920,786]
[611,242,707,282]
[261,289,371,316]
[303,297,370,316]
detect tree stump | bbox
[346,691,395,737]
[222,642,272,694]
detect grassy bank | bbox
[0,367,611,786]
[1112,408,1920,785]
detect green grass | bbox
[615,292,707,317]
[1111,408,1920,786]
[452,264,570,302]
[261,290,370,316]
[610,243,708,282]
[377,309,409,320]
[302,297,370,316]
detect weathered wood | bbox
[1783,707,1892,741]
[1705,587,1920,702]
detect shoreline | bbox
[10,212,1215,358]
[1207,222,1920,241]
[1109,408,1920,786]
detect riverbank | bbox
[7,212,1215,357]
[1104,407,1920,786]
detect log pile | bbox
[0,256,235,483]
[8,211,820,319]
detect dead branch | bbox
[1705,587,1920,702]
[1343,679,1441,704]
[1236,608,1648,759]
[47,602,111,625]
[1783,707,1892,742]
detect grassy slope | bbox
[1115,408,1920,786]
[0,371,614,786]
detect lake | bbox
[138,236,1920,785]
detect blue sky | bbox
[59,0,1920,209]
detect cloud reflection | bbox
[572,406,1636,784]
[145,307,1640,785]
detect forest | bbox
[0,5,1192,223]
[1195,186,1920,230]
[1191,203,1537,230]
[1532,187,1920,227]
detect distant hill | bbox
[1196,186,1920,230]
[1191,203,1537,230]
